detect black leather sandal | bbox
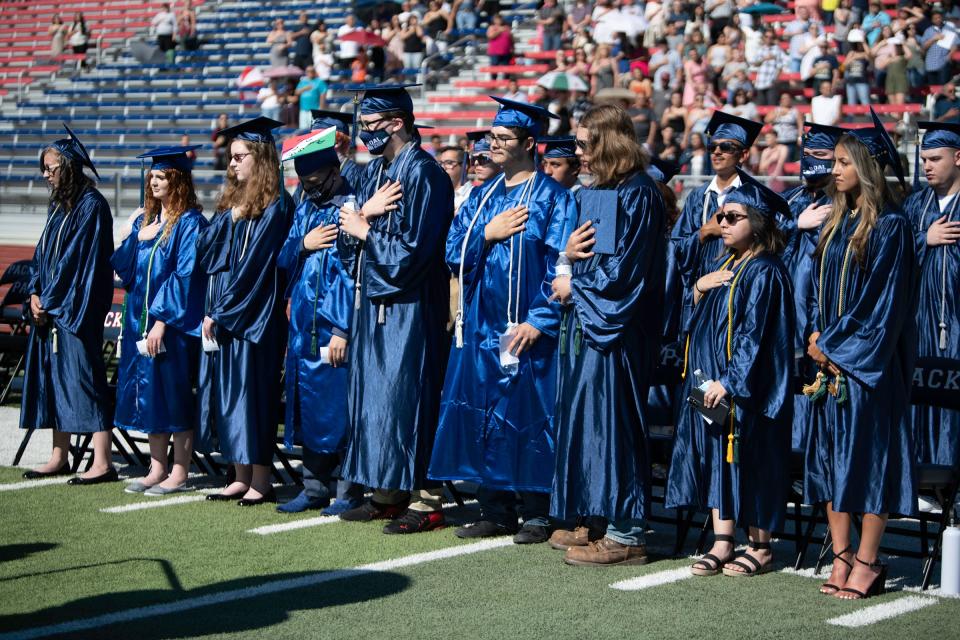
[820,544,854,595]
[835,556,887,600]
[691,534,736,576]
[722,540,773,577]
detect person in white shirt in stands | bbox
[337,15,361,71]
[811,80,842,126]
[152,3,177,63]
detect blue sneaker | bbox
[321,498,363,516]
[276,491,329,514]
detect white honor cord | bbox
[937,189,959,350]
[506,174,537,330]
[46,204,67,354]
[455,174,506,348]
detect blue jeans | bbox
[845,81,870,105]
[605,519,647,546]
[456,10,477,32]
[302,447,362,503]
[478,487,551,528]
[542,32,562,53]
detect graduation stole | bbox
[139,237,163,339]
[802,212,855,405]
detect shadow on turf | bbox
[0,543,57,563]
[0,569,411,637]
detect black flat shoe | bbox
[66,468,119,486]
[22,464,71,479]
[206,491,246,501]
[237,488,277,507]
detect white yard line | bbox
[99,495,209,513]
[247,515,340,535]
[610,567,692,591]
[0,538,513,640]
[0,477,72,491]
[825,595,938,627]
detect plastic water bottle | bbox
[942,522,960,595]
[341,194,359,248]
[693,368,711,392]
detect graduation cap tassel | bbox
[454,310,464,349]
[941,322,949,351]
[725,416,735,465]
[378,303,386,325]
[573,319,582,356]
[835,374,848,406]
[559,311,567,356]
[139,159,146,208]
[51,327,58,354]
[311,332,318,357]
[802,370,828,403]
[913,132,921,192]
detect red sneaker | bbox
[382,508,446,534]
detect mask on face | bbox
[801,154,833,180]
[359,128,392,155]
[305,172,338,205]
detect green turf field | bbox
[0,465,956,640]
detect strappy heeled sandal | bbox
[819,544,854,595]
[835,556,887,600]
[691,534,736,576]
[722,540,773,577]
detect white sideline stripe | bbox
[0,538,513,640]
[99,495,209,513]
[0,477,72,491]
[609,567,692,591]
[248,515,340,535]
[825,595,938,627]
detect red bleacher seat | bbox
[454,78,538,89]
[428,95,497,104]
[414,111,497,120]
[477,65,550,75]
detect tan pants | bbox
[372,488,444,512]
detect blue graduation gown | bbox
[671,182,724,331]
[904,187,960,465]
[428,173,576,492]
[337,142,454,491]
[550,172,666,522]
[20,187,114,434]
[195,193,293,465]
[277,188,354,454]
[665,254,795,531]
[803,209,918,515]
[647,235,684,426]
[111,210,208,434]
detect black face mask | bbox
[305,172,339,205]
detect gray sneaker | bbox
[144,483,191,496]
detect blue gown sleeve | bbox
[670,186,707,288]
[318,245,354,338]
[209,198,290,343]
[718,262,795,419]
[818,213,917,389]
[148,212,209,336]
[903,190,930,266]
[197,211,233,276]
[571,177,667,350]
[277,200,313,295]
[110,215,144,290]
[363,160,454,298]
[525,187,576,338]
[445,182,490,286]
[40,193,113,335]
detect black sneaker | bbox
[453,520,517,539]
[382,509,446,534]
[513,524,551,545]
[339,500,407,522]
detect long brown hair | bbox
[814,134,898,266]
[41,148,94,213]
[578,104,648,187]
[143,167,202,243]
[216,139,279,218]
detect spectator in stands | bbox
[312,40,334,82]
[843,30,873,105]
[267,19,292,69]
[706,32,732,85]
[400,15,426,71]
[785,5,818,74]
[862,1,891,46]
[809,36,841,94]
[661,91,686,136]
[811,80,843,125]
[723,88,760,122]
[567,0,593,38]
[766,93,804,161]
[589,43,619,94]
[152,4,177,64]
[905,23,927,88]
[822,0,839,26]
[752,29,788,105]
[706,0,734,42]
[112,145,208,496]
[487,14,514,73]
[198,116,291,507]
[384,16,406,78]
[681,49,709,106]
[759,130,789,192]
[257,80,281,122]
[352,47,369,83]
[921,7,958,85]
[291,12,313,71]
[21,129,114,484]
[725,68,754,103]
[177,0,199,52]
[281,78,300,127]
[67,13,89,69]
[680,131,710,176]
[296,66,328,130]
[933,82,960,124]
[212,113,231,171]
[683,93,713,147]
[437,145,469,210]
[450,0,479,34]
[180,135,197,168]
[49,15,67,59]
[502,77,527,103]
[568,48,590,79]
[423,2,450,55]
[337,15,361,70]
[538,0,565,52]
[879,35,911,105]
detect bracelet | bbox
[695,281,705,294]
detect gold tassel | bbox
[52,327,58,354]
[377,303,386,325]
[726,422,734,464]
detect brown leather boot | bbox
[563,536,648,566]
[549,526,591,551]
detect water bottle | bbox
[942,520,960,595]
[693,368,711,392]
[341,194,359,248]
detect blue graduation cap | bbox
[725,168,791,220]
[136,145,202,172]
[354,83,420,115]
[803,122,845,150]
[48,123,99,179]
[466,129,492,154]
[490,96,558,138]
[310,109,353,136]
[845,107,906,188]
[217,115,284,143]
[918,120,960,150]
[706,110,762,148]
[540,136,577,159]
[647,156,680,183]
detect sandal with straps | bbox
[691,534,736,576]
[820,544,854,595]
[835,556,887,600]
[722,540,773,577]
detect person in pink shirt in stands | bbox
[487,13,513,78]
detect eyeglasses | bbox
[708,142,743,155]
[359,117,391,132]
[716,212,749,225]
[438,160,462,169]
[230,152,252,163]
[471,155,493,165]
[41,164,62,177]
[484,134,522,146]
[574,139,591,151]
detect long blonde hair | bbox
[578,104,648,187]
[815,134,899,266]
[143,167,201,243]
[216,140,279,218]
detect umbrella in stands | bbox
[740,2,788,15]
[340,30,388,48]
[263,65,305,79]
[594,87,638,103]
[536,71,589,92]
[130,39,166,64]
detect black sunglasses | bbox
[708,142,744,155]
[716,212,749,225]
[471,155,493,165]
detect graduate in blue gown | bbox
[112,145,208,495]
[292,109,363,203]
[540,136,582,192]
[549,105,667,566]
[274,127,363,514]
[21,125,116,484]
[903,121,960,467]
[336,84,455,534]
[803,111,918,600]
[429,99,577,544]
[780,123,843,450]
[666,170,795,577]
[196,116,294,506]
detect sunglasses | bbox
[574,139,590,151]
[716,212,749,225]
[471,155,493,165]
[708,142,743,155]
